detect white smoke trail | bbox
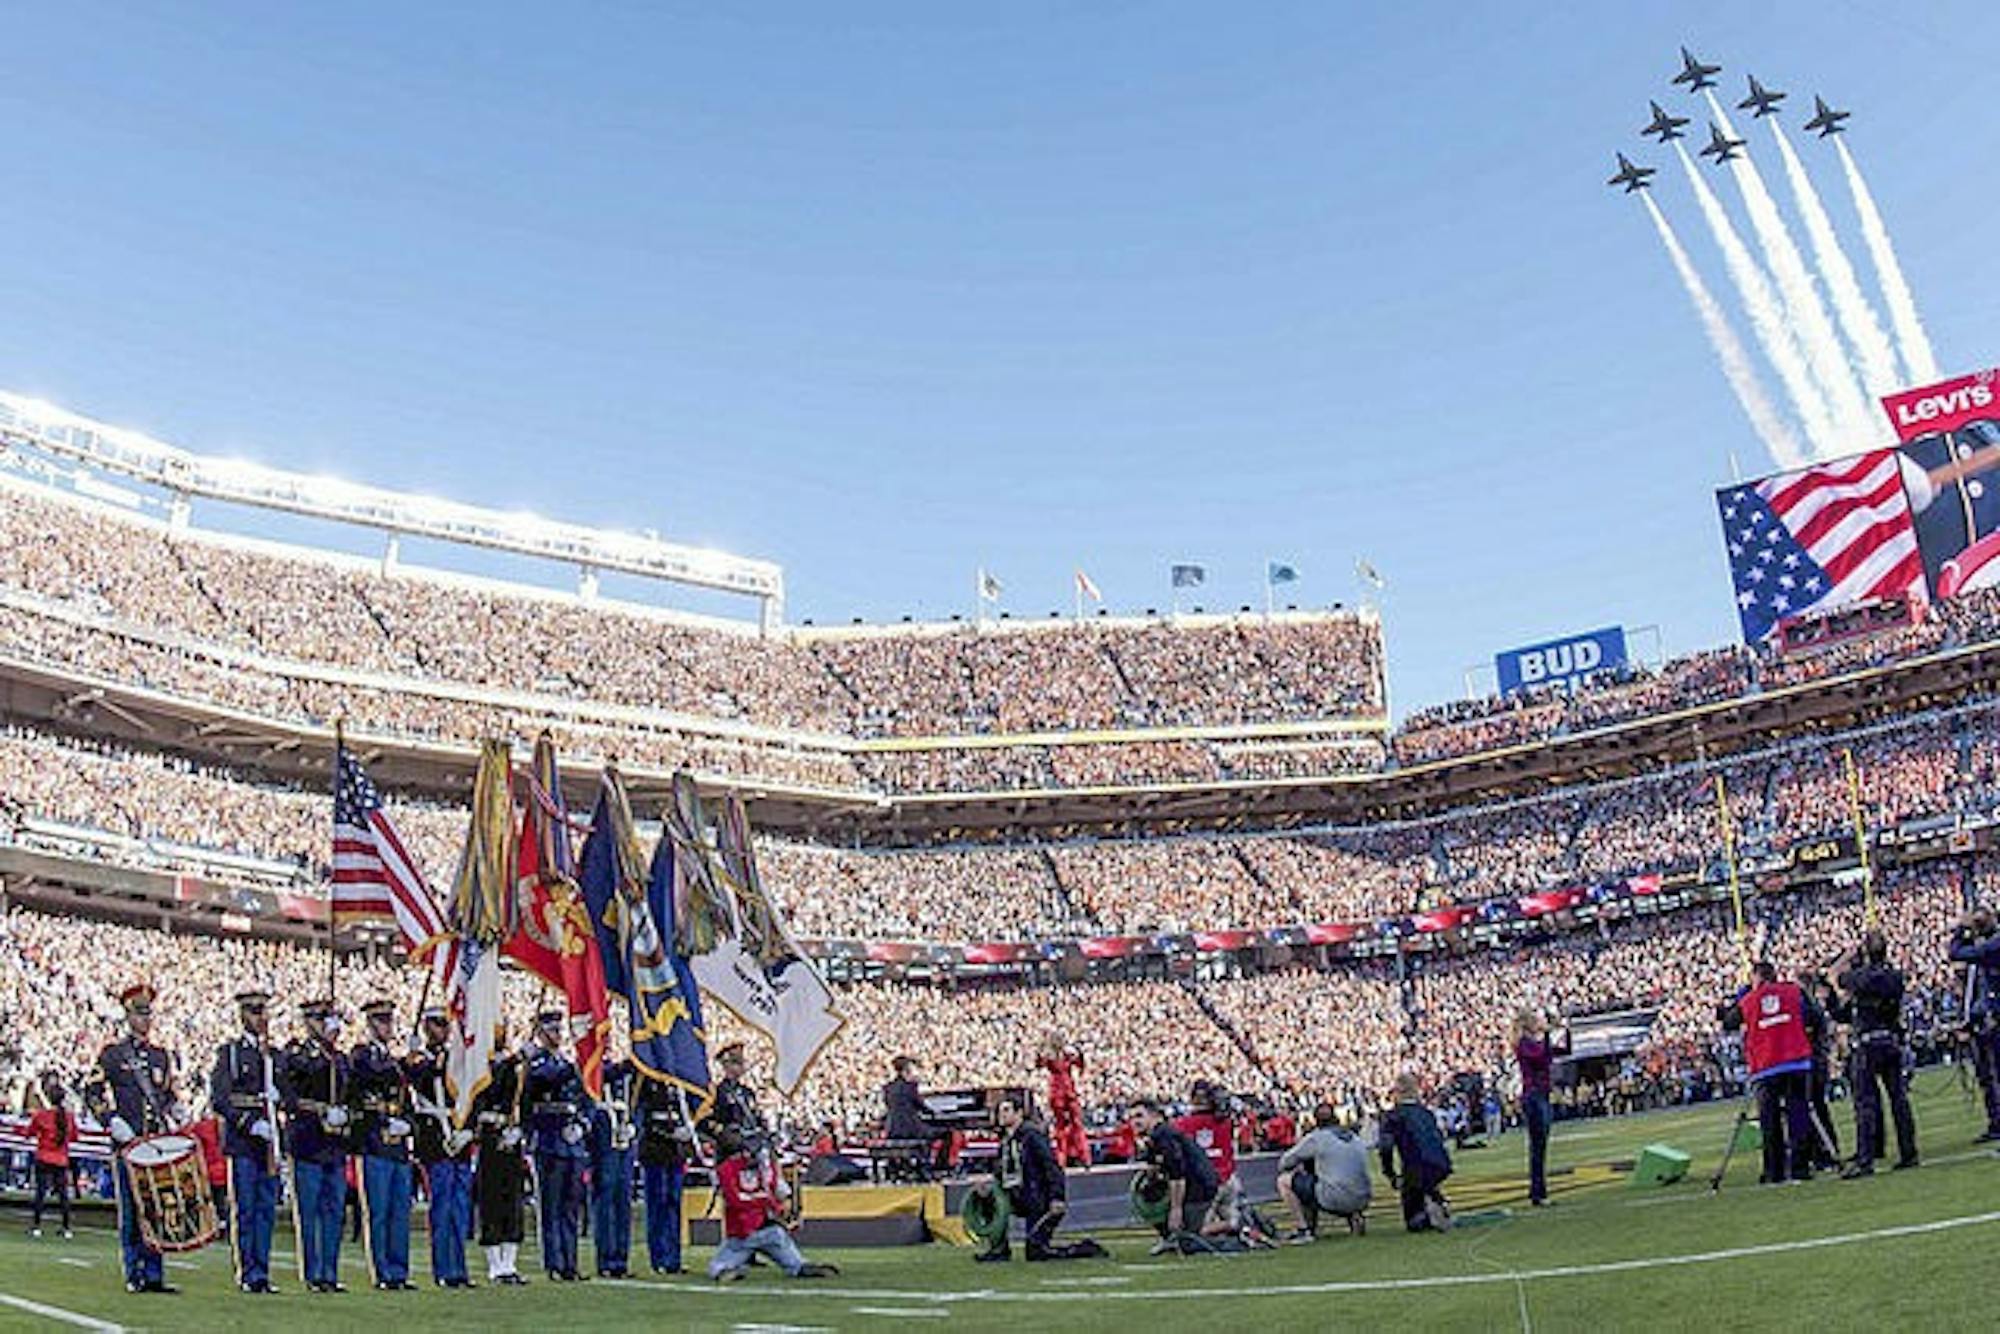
[1835,136,1939,386]
[1706,93,1874,453]
[1770,120,1901,402]
[1642,193,1806,469]
[1676,143,1839,456]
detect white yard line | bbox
[0,1291,125,1332]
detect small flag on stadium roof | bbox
[1356,558,1385,590]
[333,744,450,964]
[1715,450,1924,643]
[1267,561,1299,586]
[978,568,1003,602]
[1170,563,1206,589]
[1075,569,1102,602]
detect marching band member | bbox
[282,998,353,1293]
[352,998,418,1291]
[209,986,282,1293]
[406,1006,475,1288]
[98,981,179,1294]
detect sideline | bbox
[601,1207,2000,1305]
[0,1291,125,1332]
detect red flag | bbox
[502,741,612,1097]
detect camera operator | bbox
[1718,960,1820,1184]
[1833,930,1919,1177]
[1947,908,2000,1142]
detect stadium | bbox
[6,13,2000,1334]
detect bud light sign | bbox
[1495,626,1627,696]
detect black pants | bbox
[1755,1071,1815,1183]
[1973,1024,2000,1135]
[1850,1037,1918,1169]
[31,1164,71,1229]
[1399,1169,1450,1231]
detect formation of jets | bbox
[1608,47,1850,192]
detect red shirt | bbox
[28,1108,76,1168]
[1263,1113,1297,1149]
[1104,1122,1137,1162]
[1174,1111,1238,1179]
[718,1154,781,1239]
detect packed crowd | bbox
[11,696,2000,947]
[4,855,1981,1134]
[0,481,1385,753]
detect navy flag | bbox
[1267,561,1299,586]
[1170,563,1206,589]
[578,767,713,1120]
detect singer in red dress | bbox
[1037,1038,1090,1168]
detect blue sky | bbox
[2,2,1995,716]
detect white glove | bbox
[109,1116,136,1145]
[405,1036,424,1058]
[561,1123,584,1145]
[612,1128,636,1151]
[386,1117,411,1137]
[447,1129,475,1156]
[250,1119,274,1141]
[499,1127,523,1151]
[323,1106,351,1129]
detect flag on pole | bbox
[1170,563,1206,589]
[1075,569,1102,603]
[577,766,714,1119]
[1267,561,1299,586]
[1356,558,1386,591]
[443,739,516,1124]
[978,569,1003,602]
[502,733,612,1096]
[332,745,451,969]
[668,775,844,1096]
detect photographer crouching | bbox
[1948,908,2000,1143]
[1832,930,1919,1177]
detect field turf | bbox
[3,1067,1998,1331]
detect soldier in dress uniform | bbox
[587,1057,638,1278]
[406,1006,475,1288]
[635,1072,694,1275]
[472,1023,530,1286]
[97,982,180,1294]
[208,986,282,1294]
[352,998,418,1291]
[281,998,353,1293]
[523,1009,593,1281]
[705,1042,766,1146]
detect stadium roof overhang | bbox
[3,638,1999,841]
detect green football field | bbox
[4,1068,1998,1331]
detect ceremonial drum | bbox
[122,1133,222,1252]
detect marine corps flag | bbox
[502,733,611,1096]
[669,775,843,1096]
[577,765,713,1119]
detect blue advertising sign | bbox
[1495,626,1628,695]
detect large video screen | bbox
[1882,370,2000,597]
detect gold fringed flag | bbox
[443,738,517,1124]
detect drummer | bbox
[97,981,180,1295]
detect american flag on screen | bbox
[1717,449,1926,643]
[333,745,452,973]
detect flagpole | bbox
[1074,575,1083,622]
[330,717,343,1007]
[1844,747,1878,930]
[1264,564,1273,619]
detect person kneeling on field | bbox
[707,1128,839,1282]
[974,1097,1107,1263]
[1278,1103,1372,1242]
[1378,1074,1454,1233]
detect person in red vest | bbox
[186,1114,231,1235]
[27,1074,79,1238]
[1720,960,1823,1184]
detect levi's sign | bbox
[1882,368,2000,443]
[1495,626,1628,696]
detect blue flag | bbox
[1171,562,1206,589]
[577,769,713,1117]
[1267,561,1299,586]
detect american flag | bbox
[333,746,451,969]
[1717,449,1925,643]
